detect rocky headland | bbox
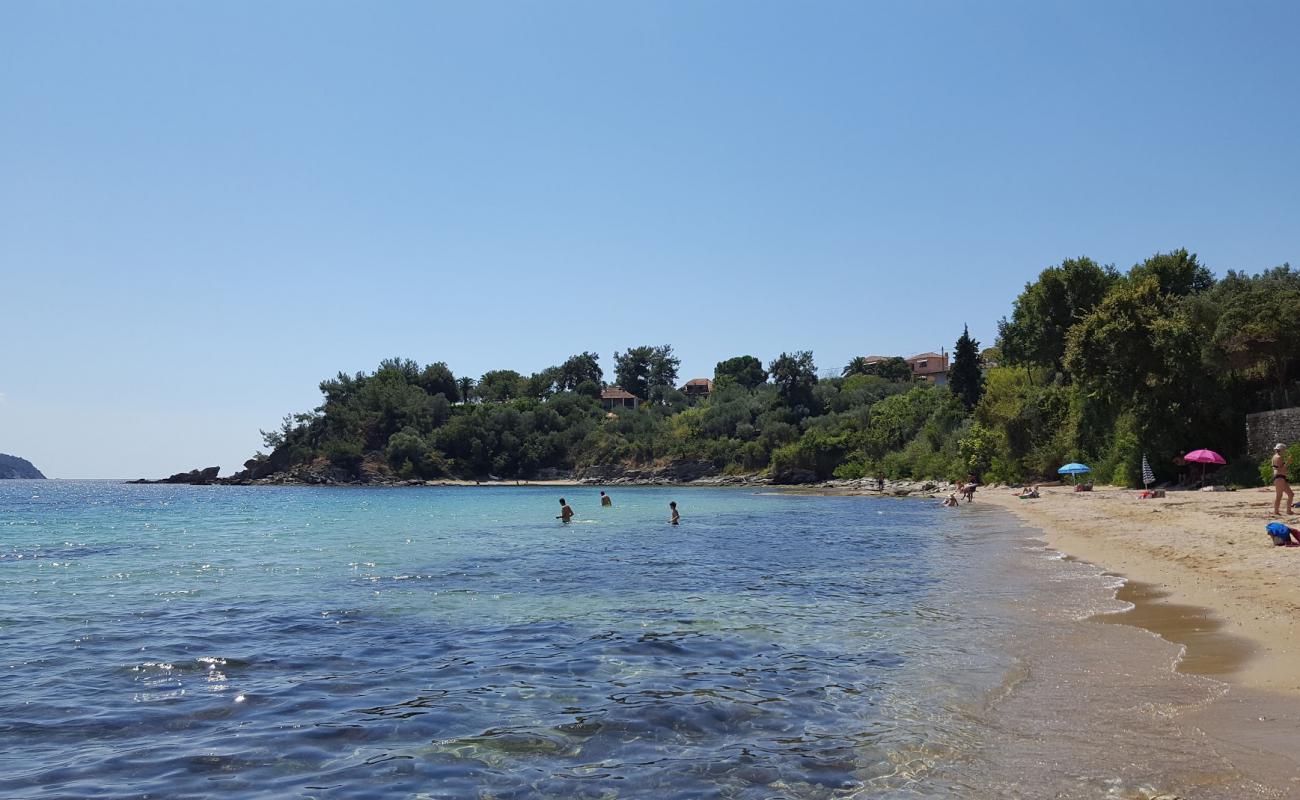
[0,453,46,479]
[129,466,221,485]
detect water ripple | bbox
[0,481,1011,798]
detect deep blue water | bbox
[0,482,1016,799]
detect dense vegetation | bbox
[251,250,1298,486]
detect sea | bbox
[0,481,1280,799]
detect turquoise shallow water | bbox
[0,481,1268,798]
[1,482,1012,798]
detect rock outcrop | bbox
[0,453,45,479]
[576,460,720,485]
[129,466,221,485]
[769,466,819,485]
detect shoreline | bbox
[125,472,964,494]
[980,486,1300,696]
[980,495,1300,796]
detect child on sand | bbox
[1266,521,1299,546]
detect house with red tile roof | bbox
[600,387,640,410]
[904,352,949,385]
[680,378,713,399]
[859,352,949,385]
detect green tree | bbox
[997,256,1117,374]
[1209,265,1300,404]
[523,368,560,400]
[842,357,871,377]
[865,357,913,383]
[614,345,679,401]
[647,345,681,397]
[949,325,984,411]
[418,362,457,398]
[556,352,603,392]
[957,422,1000,481]
[477,370,525,402]
[1128,248,1213,297]
[456,376,475,404]
[613,348,650,399]
[1065,275,1223,473]
[714,355,768,390]
[768,351,818,412]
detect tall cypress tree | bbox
[949,325,984,410]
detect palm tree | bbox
[842,356,871,377]
[457,376,475,405]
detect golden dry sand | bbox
[982,486,1300,694]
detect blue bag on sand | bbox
[1266,522,1292,545]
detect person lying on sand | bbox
[1017,485,1040,499]
[557,498,574,523]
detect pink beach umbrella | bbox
[1184,449,1226,484]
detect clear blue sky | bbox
[2,1,1297,478]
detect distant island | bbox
[0,454,46,479]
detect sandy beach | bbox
[982,485,1300,694]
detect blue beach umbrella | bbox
[1057,462,1091,485]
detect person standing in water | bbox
[557,497,574,523]
[600,491,612,507]
[669,501,679,525]
[1273,444,1293,516]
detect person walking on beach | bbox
[668,501,680,525]
[600,491,612,507]
[557,498,574,523]
[1272,444,1293,516]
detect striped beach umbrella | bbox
[1141,453,1154,488]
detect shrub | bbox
[325,440,364,473]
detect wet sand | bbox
[982,486,1300,694]
[978,488,1300,796]
[1097,579,1256,677]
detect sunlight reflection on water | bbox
[0,482,1267,798]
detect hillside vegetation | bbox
[246,251,1298,487]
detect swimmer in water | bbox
[600,491,612,507]
[557,497,574,523]
[669,501,679,525]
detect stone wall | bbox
[1246,407,1300,456]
